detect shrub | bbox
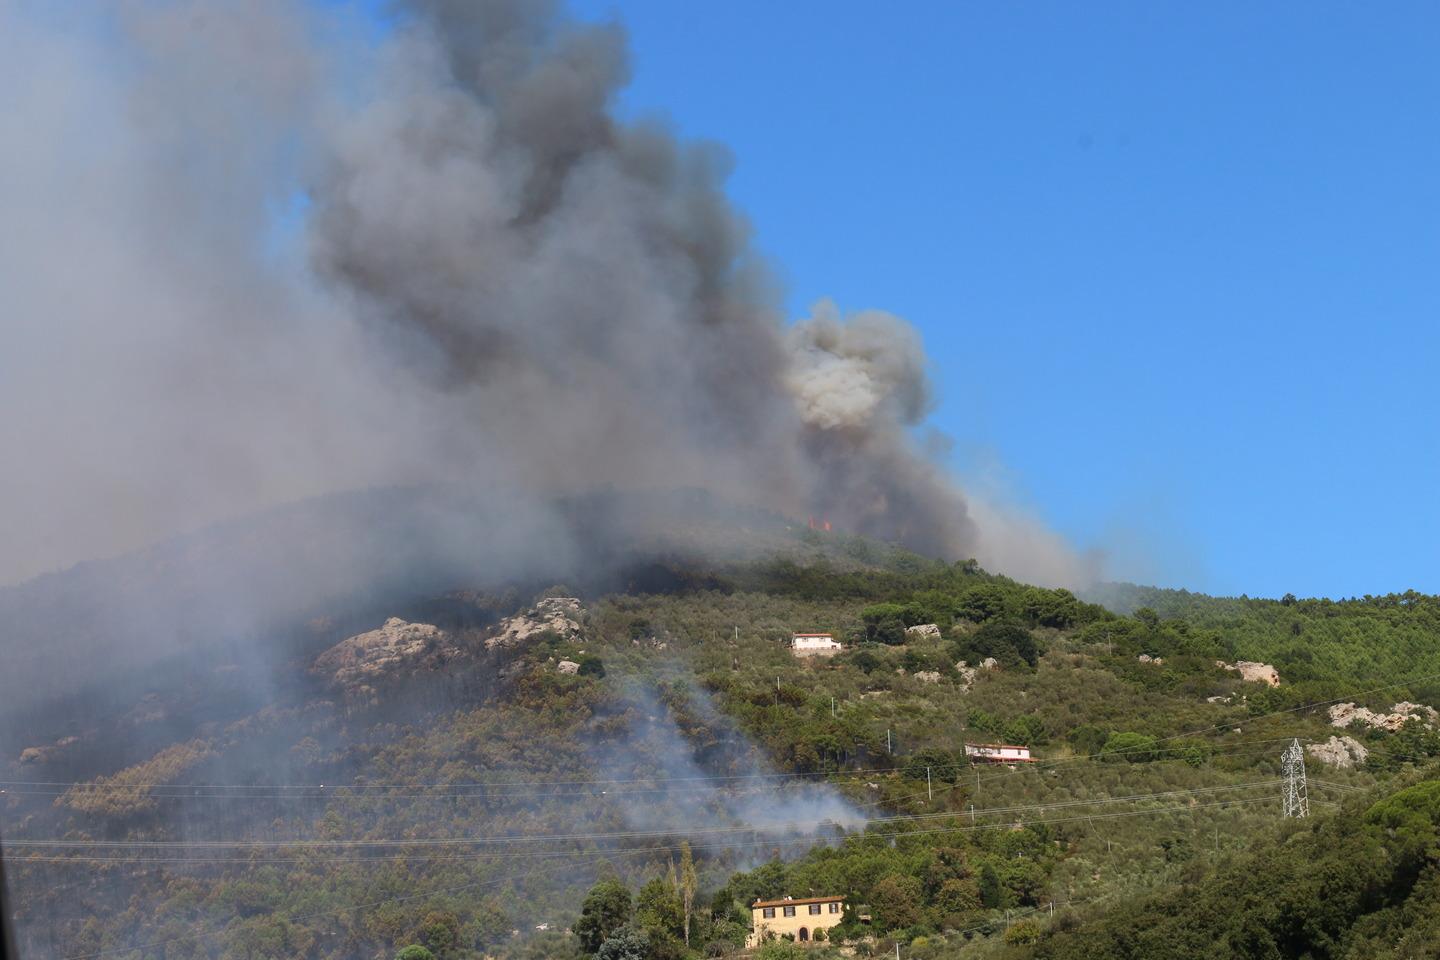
[596,927,649,960]
[903,749,963,783]
[1004,919,1041,945]
[576,878,633,953]
[756,940,805,960]
[1003,715,1047,746]
[953,622,1041,669]
[847,650,882,674]
[862,604,909,644]
[1100,731,1158,762]
[956,585,1007,622]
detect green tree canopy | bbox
[595,926,648,960]
[955,621,1041,669]
[635,876,684,943]
[871,874,925,931]
[575,877,633,954]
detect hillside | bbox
[4,508,1440,960]
[1024,775,1440,959]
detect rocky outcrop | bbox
[1307,735,1369,769]
[1216,660,1281,686]
[1394,701,1440,723]
[952,658,996,690]
[1329,701,1438,732]
[313,617,459,691]
[905,623,942,641]
[556,659,581,675]
[912,670,942,684]
[1137,654,1165,665]
[487,597,584,650]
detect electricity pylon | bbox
[1281,738,1309,818]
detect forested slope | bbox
[1026,776,1440,960]
[4,519,1440,960]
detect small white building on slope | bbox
[964,743,1034,764]
[791,633,843,657]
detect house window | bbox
[761,907,775,919]
[808,903,822,915]
[828,902,841,914]
[783,906,796,917]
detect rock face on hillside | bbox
[905,623,942,641]
[1307,735,1369,768]
[486,597,584,650]
[1216,660,1281,686]
[1329,701,1438,732]
[313,618,459,691]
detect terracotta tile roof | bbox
[752,895,844,908]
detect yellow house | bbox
[746,895,844,946]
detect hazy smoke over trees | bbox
[0,0,1091,588]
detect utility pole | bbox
[887,729,892,755]
[926,766,932,802]
[831,696,836,718]
[1281,738,1309,818]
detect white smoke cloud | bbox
[785,300,931,432]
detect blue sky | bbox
[545,0,1438,600]
[331,1,1439,599]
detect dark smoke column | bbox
[308,0,979,559]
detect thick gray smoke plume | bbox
[0,0,1090,588]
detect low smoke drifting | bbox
[0,0,1090,589]
[605,683,865,840]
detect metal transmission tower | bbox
[1281,738,1309,818]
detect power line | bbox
[48,796,1272,959]
[0,776,891,804]
[9,779,1282,851]
[1307,777,1367,791]
[0,764,908,793]
[17,659,1437,804]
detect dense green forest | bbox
[5,522,1440,960]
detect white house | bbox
[791,633,843,657]
[964,742,1034,764]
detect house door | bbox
[798,928,809,941]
